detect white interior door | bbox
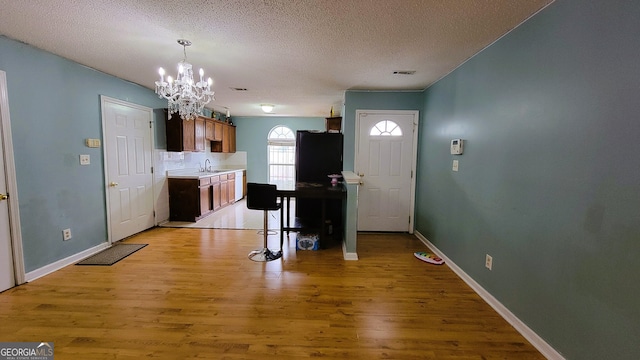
[0,110,14,292]
[356,110,418,232]
[102,96,154,243]
[0,71,16,292]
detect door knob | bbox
[109,182,119,187]
[0,193,7,201]
[358,172,364,177]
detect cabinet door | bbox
[195,117,206,152]
[222,125,230,153]
[212,181,221,210]
[229,126,236,153]
[214,122,223,141]
[220,174,229,206]
[199,185,210,215]
[182,120,196,152]
[228,177,235,203]
[205,119,214,140]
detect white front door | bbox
[102,96,155,243]
[0,71,15,292]
[356,110,418,232]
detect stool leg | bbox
[263,210,269,248]
[248,209,282,262]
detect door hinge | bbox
[149,121,152,128]
[151,166,154,174]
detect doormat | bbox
[76,244,148,266]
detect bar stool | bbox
[246,183,282,262]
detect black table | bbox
[277,182,346,247]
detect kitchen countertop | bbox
[167,168,245,179]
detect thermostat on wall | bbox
[450,139,464,155]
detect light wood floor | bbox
[0,228,544,359]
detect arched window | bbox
[268,126,295,189]
[370,120,403,136]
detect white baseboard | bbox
[414,231,564,360]
[25,242,110,282]
[342,241,359,260]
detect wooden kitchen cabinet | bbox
[199,177,211,216]
[211,175,221,211]
[220,174,229,207]
[169,178,206,221]
[213,122,223,141]
[195,117,206,152]
[211,122,237,153]
[228,126,236,153]
[205,119,215,140]
[169,172,237,222]
[228,172,236,203]
[165,110,205,152]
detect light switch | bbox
[452,159,459,172]
[85,138,101,148]
[80,154,90,165]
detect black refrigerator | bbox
[295,131,343,222]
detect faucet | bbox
[205,159,211,172]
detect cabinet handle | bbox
[0,193,7,201]
[109,182,119,187]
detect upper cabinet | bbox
[166,110,199,152]
[165,110,235,153]
[210,120,236,153]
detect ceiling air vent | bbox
[393,70,416,75]
[230,87,248,91]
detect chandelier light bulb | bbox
[158,67,165,82]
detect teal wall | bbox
[415,1,640,359]
[343,91,423,171]
[0,36,166,272]
[233,116,324,183]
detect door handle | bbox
[109,182,119,187]
[0,193,7,201]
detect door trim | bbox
[0,70,25,285]
[354,109,419,233]
[100,95,156,244]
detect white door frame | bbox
[100,95,156,244]
[354,109,419,233]
[0,70,25,285]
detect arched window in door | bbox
[370,120,403,136]
[268,126,295,189]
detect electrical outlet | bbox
[485,254,493,270]
[62,228,72,241]
[79,154,90,165]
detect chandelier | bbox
[155,39,214,120]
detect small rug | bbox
[76,244,148,266]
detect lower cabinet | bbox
[169,173,237,222]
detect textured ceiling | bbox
[0,0,552,117]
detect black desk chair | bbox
[246,183,282,262]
